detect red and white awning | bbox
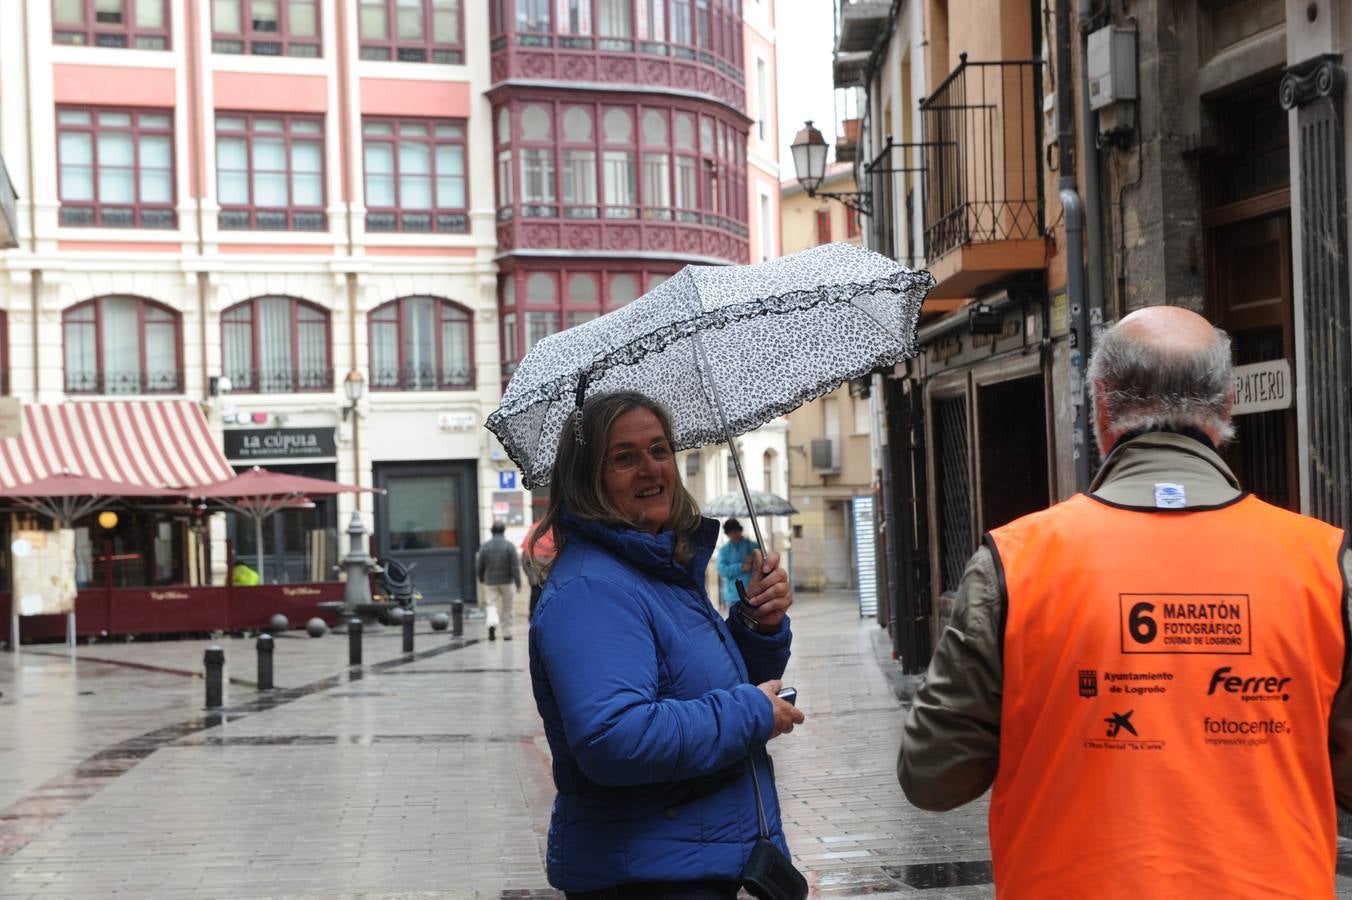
[0,400,233,491]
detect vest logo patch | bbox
[1082,708,1166,751]
[1119,593,1253,655]
[1154,482,1187,508]
[1207,666,1292,702]
[1078,669,1098,698]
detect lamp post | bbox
[336,509,377,631]
[341,367,365,511]
[789,120,871,217]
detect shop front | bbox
[1,401,347,645]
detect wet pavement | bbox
[1,591,1350,898]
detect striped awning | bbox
[0,400,233,491]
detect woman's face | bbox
[602,407,677,534]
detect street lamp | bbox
[342,369,365,420]
[790,120,871,217]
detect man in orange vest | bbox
[898,306,1352,898]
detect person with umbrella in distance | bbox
[527,391,805,898]
[714,517,758,613]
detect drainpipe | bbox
[1058,0,1091,491]
[1078,0,1105,326]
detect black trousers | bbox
[565,879,741,899]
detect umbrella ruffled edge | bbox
[484,267,936,487]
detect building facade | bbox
[485,0,784,561]
[833,0,1352,683]
[0,1,779,609]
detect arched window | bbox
[369,296,473,391]
[762,448,778,495]
[221,296,331,393]
[63,296,181,394]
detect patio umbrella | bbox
[193,467,378,584]
[703,490,798,518]
[486,242,933,553]
[0,470,184,527]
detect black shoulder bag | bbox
[740,752,808,900]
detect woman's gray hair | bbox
[1087,316,1235,448]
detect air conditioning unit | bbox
[810,438,840,474]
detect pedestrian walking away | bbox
[476,520,520,641]
[898,306,1352,899]
[715,518,759,611]
[528,391,805,897]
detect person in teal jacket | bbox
[715,518,759,608]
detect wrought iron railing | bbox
[66,370,183,394]
[223,368,334,393]
[370,365,474,391]
[863,138,931,269]
[920,55,1044,260]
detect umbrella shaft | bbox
[692,334,766,553]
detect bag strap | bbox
[747,751,770,840]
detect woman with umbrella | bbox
[528,391,805,897]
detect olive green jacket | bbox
[897,431,1352,813]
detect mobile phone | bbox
[777,686,797,706]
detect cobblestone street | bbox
[2,591,1350,898]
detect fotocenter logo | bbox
[1206,666,1292,703]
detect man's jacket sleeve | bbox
[1331,544,1352,813]
[898,545,1003,811]
[534,574,775,787]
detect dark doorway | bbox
[977,374,1049,531]
[374,460,478,604]
[228,462,338,584]
[1203,78,1296,510]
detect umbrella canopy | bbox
[703,490,799,518]
[486,242,932,552]
[193,467,377,583]
[0,470,185,526]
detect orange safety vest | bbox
[986,493,1347,899]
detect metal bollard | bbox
[348,618,363,666]
[204,645,225,709]
[451,600,464,637]
[402,608,415,653]
[256,633,274,691]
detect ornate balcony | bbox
[65,370,184,395]
[920,56,1046,298]
[491,37,745,114]
[835,0,892,55]
[496,217,747,265]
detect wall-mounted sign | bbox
[224,427,337,460]
[439,411,477,431]
[498,470,518,490]
[491,491,525,526]
[1231,359,1292,416]
[924,299,1039,375]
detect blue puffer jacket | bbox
[529,511,793,892]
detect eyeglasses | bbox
[605,441,675,473]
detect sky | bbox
[775,1,843,181]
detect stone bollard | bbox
[204,645,225,709]
[402,609,415,653]
[256,633,274,691]
[348,618,363,666]
[451,600,464,637]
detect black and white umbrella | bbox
[486,242,933,551]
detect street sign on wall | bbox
[224,427,337,461]
[1231,359,1292,416]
